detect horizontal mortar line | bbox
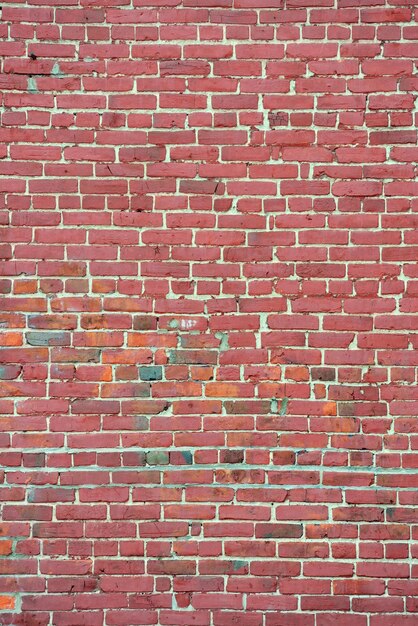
[3,463,418,475]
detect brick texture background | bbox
[1,0,418,624]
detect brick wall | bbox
[1,1,418,624]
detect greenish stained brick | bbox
[139,366,163,381]
[146,451,169,465]
[279,397,289,416]
[233,560,247,571]
[181,451,193,465]
[0,365,21,379]
[167,350,177,364]
[26,332,69,346]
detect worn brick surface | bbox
[1,0,418,623]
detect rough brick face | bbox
[1,0,418,623]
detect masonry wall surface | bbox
[1,0,418,624]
